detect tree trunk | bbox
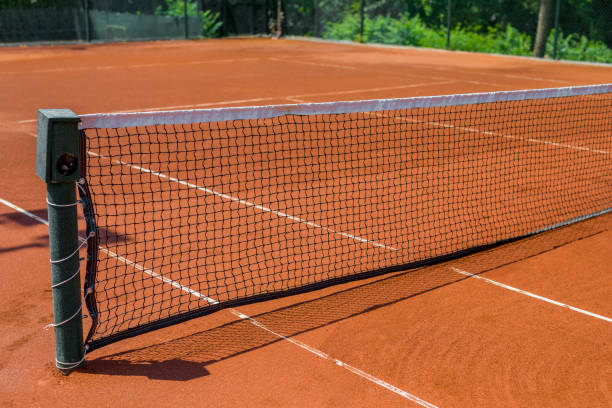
[533,0,554,57]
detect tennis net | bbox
[77,84,612,351]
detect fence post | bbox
[276,0,282,37]
[184,0,189,38]
[359,0,364,42]
[221,0,227,36]
[552,0,561,59]
[35,110,84,374]
[446,0,451,49]
[84,0,90,42]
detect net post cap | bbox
[36,109,81,184]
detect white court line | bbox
[0,57,261,76]
[285,96,307,103]
[132,97,273,112]
[268,56,357,70]
[231,309,439,408]
[291,81,455,99]
[117,80,454,113]
[425,120,610,155]
[269,56,449,81]
[386,115,610,156]
[451,267,612,323]
[467,80,506,88]
[426,66,573,85]
[131,254,435,407]
[87,151,398,251]
[0,197,49,225]
[100,245,219,304]
[0,196,437,407]
[18,80,454,122]
[83,81,461,117]
[269,53,571,85]
[503,74,572,84]
[1,196,210,301]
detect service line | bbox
[383,114,610,156]
[18,80,454,123]
[1,57,261,76]
[117,79,454,113]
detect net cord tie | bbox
[49,231,94,265]
[51,265,81,289]
[46,180,87,209]
[44,305,83,331]
[56,350,87,370]
[46,197,80,208]
[45,228,94,330]
[44,291,91,331]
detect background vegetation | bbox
[2,0,610,62]
[283,0,612,62]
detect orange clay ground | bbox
[0,38,610,407]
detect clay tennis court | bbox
[1,38,611,407]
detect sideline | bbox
[451,267,612,323]
[0,196,437,407]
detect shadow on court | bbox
[82,213,611,381]
[0,207,131,253]
[0,209,48,253]
[0,208,47,227]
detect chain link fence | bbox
[280,0,612,62]
[1,0,610,63]
[0,0,257,43]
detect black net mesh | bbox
[79,88,612,350]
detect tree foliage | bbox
[321,0,612,62]
[155,0,222,38]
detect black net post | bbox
[552,0,561,59]
[35,109,84,374]
[446,0,452,49]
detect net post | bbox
[35,109,84,374]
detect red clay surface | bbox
[0,38,611,407]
